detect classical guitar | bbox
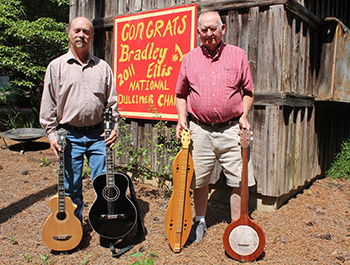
[165,129,193,252]
[223,128,265,261]
[88,107,137,239]
[42,128,83,251]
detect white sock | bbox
[195,216,205,223]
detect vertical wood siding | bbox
[69,0,350,198]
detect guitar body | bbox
[42,195,83,251]
[165,130,193,252]
[42,128,82,251]
[89,171,137,239]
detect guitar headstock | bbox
[57,128,68,151]
[103,107,112,129]
[181,129,191,149]
[239,128,253,149]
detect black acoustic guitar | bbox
[42,128,83,251]
[88,107,138,239]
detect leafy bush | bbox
[115,118,181,191]
[326,139,350,180]
[0,0,69,128]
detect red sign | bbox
[113,5,197,121]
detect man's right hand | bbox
[176,119,188,140]
[50,139,61,159]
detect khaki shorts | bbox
[189,121,255,189]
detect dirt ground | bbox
[0,135,349,265]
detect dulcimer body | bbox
[165,129,193,252]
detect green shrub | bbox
[326,139,350,180]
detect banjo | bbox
[223,128,265,261]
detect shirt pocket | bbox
[89,79,107,102]
[222,68,240,89]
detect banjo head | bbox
[223,219,265,261]
[228,225,259,256]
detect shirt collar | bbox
[200,41,226,60]
[66,49,96,65]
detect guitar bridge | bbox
[53,235,72,241]
[100,214,126,220]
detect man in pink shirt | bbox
[176,11,255,243]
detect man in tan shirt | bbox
[40,17,120,222]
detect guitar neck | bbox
[58,151,66,213]
[104,128,115,187]
[240,147,249,216]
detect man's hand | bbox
[239,116,251,131]
[176,118,188,140]
[103,129,118,147]
[50,139,61,159]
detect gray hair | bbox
[198,11,223,27]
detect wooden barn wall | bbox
[68,0,349,199]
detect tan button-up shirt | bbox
[40,49,120,142]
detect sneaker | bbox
[188,221,207,243]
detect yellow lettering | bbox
[146,21,153,39]
[121,24,129,42]
[154,20,164,38]
[178,15,187,35]
[119,44,130,62]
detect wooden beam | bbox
[285,0,323,30]
[198,0,287,12]
[92,0,324,31]
[254,92,315,107]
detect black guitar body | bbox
[89,171,138,239]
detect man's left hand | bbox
[239,116,251,130]
[102,129,118,147]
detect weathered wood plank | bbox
[271,5,284,93]
[282,10,292,94]
[248,7,259,85]
[256,7,271,93]
[265,105,279,195]
[198,0,287,13]
[252,106,267,194]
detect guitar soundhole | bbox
[102,186,120,202]
[56,212,67,221]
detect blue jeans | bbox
[64,128,106,221]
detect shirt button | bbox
[212,82,215,85]
[213,94,215,97]
[213,108,216,110]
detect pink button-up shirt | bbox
[175,42,254,124]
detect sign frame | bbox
[113,4,197,121]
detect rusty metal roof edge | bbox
[325,17,350,35]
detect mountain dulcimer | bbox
[165,129,193,252]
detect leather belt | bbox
[59,122,103,131]
[190,115,239,128]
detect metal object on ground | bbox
[2,128,46,154]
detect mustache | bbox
[74,38,88,44]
